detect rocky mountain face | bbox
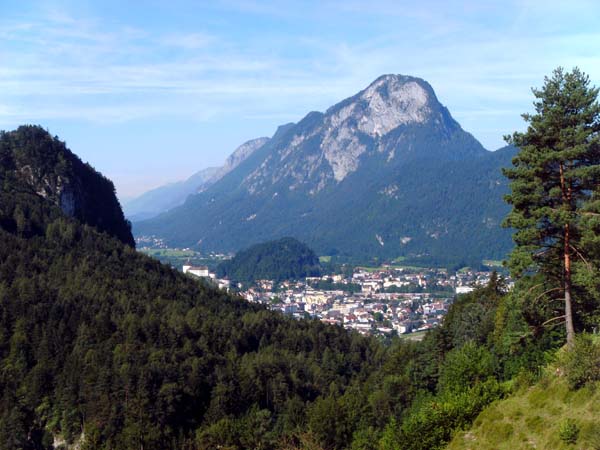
[0,125,135,246]
[207,136,270,186]
[123,137,270,221]
[135,75,515,265]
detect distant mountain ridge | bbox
[135,74,516,265]
[123,137,270,220]
[123,167,219,222]
[209,136,270,186]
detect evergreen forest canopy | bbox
[0,68,599,450]
[216,237,322,283]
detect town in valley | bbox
[141,242,506,340]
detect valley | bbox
[143,242,504,340]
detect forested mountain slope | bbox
[0,125,134,246]
[2,125,596,450]
[0,126,530,450]
[0,126,385,449]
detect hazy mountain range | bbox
[133,74,516,265]
[123,137,270,221]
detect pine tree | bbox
[503,67,600,345]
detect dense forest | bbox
[3,209,591,450]
[0,127,535,450]
[216,237,322,284]
[1,67,600,449]
[0,216,383,449]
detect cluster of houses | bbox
[244,281,450,337]
[182,263,504,337]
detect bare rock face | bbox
[241,75,445,191]
[329,75,431,139]
[223,137,270,174]
[358,77,431,135]
[18,164,79,217]
[321,117,366,182]
[320,75,436,182]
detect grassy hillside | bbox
[448,361,600,450]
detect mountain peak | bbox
[326,74,436,139]
[360,74,433,135]
[318,74,442,181]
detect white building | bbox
[456,285,475,294]
[183,265,210,278]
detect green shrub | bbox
[513,368,539,391]
[558,419,579,445]
[395,379,506,450]
[561,334,600,389]
[438,342,496,394]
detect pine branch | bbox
[531,287,564,304]
[569,244,594,271]
[542,315,566,327]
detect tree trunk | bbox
[564,223,575,346]
[560,162,576,346]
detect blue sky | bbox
[1,0,599,199]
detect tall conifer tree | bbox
[503,67,600,345]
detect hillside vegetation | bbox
[216,237,322,283]
[448,350,600,450]
[441,66,600,450]
[0,126,555,450]
[0,125,134,246]
[0,179,385,449]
